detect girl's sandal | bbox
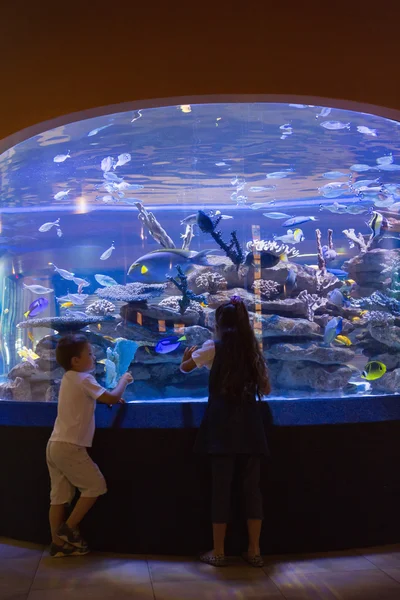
[199,552,228,567]
[242,552,264,568]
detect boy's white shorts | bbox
[46,441,107,505]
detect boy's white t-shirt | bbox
[50,371,106,448]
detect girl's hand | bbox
[121,372,134,385]
[183,346,197,361]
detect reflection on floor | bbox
[2,537,400,599]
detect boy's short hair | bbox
[56,333,88,371]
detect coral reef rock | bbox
[207,288,309,318]
[371,368,400,393]
[261,315,321,339]
[8,361,38,380]
[266,341,354,365]
[0,376,32,401]
[120,299,201,327]
[252,279,281,300]
[86,299,116,316]
[269,361,353,391]
[97,282,166,303]
[368,322,400,350]
[344,249,398,290]
[17,315,115,333]
[194,271,227,294]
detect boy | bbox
[46,333,133,557]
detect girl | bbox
[180,296,270,567]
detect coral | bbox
[251,279,280,300]
[17,315,115,333]
[181,223,194,251]
[197,212,244,268]
[103,338,139,389]
[351,291,400,315]
[297,290,327,321]
[342,228,368,253]
[195,271,227,294]
[158,296,204,315]
[134,202,175,248]
[166,265,207,314]
[97,282,166,303]
[366,311,395,327]
[86,299,116,316]
[315,228,326,273]
[246,239,300,259]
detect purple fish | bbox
[24,297,49,318]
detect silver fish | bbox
[23,283,54,295]
[95,274,118,287]
[96,195,115,204]
[103,172,124,182]
[282,216,317,227]
[53,151,70,163]
[215,162,227,166]
[263,212,292,219]
[39,218,60,232]
[377,154,393,166]
[319,182,350,198]
[65,309,88,318]
[54,189,71,200]
[274,228,305,244]
[48,262,75,280]
[72,276,90,288]
[115,181,143,191]
[357,126,377,136]
[351,178,380,190]
[250,186,277,192]
[350,164,371,172]
[266,171,292,179]
[100,242,116,261]
[113,153,131,169]
[320,121,350,130]
[101,156,114,172]
[322,171,347,179]
[316,107,332,118]
[319,202,347,214]
[251,202,276,210]
[88,125,110,137]
[345,203,372,215]
[57,293,88,306]
[377,163,400,172]
[56,228,63,238]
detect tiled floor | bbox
[2,537,400,599]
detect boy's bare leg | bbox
[49,504,66,545]
[247,519,262,557]
[66,496,98,530]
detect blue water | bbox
[1,102,400,402]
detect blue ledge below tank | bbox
[1,394,400,428]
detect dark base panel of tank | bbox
[1,399,400,555]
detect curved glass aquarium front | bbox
[1,98,400,403]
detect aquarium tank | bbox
[1,99,400,403]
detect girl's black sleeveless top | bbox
[194,342,269,455]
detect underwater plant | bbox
[166,265,208,315]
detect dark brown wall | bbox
[1,2,399,140]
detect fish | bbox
[180,214,198,226]
[95,274,118,287]
[319,202,347,214]
[97,323,102,331]
[250,186,277,192]
[266,171,293,179]
[284,269,297,295]
[368,211,388,238]
[54,189,71,201]
[263,212,293,219]
[319,182,349,198]
[60,301,74,309]
[100,242,116,261]
[101,156,114,172]
[103,171,124,183]
[274,228,305,244]
[324,316,343,344]
[23,283,54,295]
[48,262,75,281]
[322,171,348,179]
[289,104,307,108]
[345,203,372,215]
[335,335,352,346]
[282,216,317,227]
[197,210,215,233]
[72,276,90,289]
[128,248,218,283]
[377,163,400,172]
[155,335,186,355]
[244,251,287,269]
[180,105,191,113]
[113,153,131,169]
[57,293,88,306]
[326,268,348,278]
[39,218,60,233]
[115,181,143,191]
[322,245,338,262]
[351,178,380,190]
[355,185,383,196]
[64,309,88,319]
[357,126,377,136]
[377,154,393,166]
[28,331,34,343]
[316,107,332,118]
[144,346,151,354]
[328,289,350,308]
[251,202,276,210]
[53,151,70,163]
[350,164,371,172]
[88,125,111,136]
[24,297,49,318]
[361,361,387,381]
[351,316,361,323]
[57,228,63,238]
[3,308,9,314]
[215,162,227,166]
[320,121,350,130]
[103,335,117,343]
[213,211,233,220]
[96,195,115,204]
[280,124,292,131]
[17,346,39,365]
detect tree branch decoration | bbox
[166,265,207,315]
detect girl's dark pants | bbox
[211,454,263,523]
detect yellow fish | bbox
[351,316,361,323]
[103,335,117,343]
[345,279,356,285]
[361,361,386,381]
[97,358,106,365]
[360,310,368,317]
[335,335,352,346]
[60,302,74,309]
[200,302,208,308]
[144,346,151,354]
[17,346,39,363]
[28,331,34,343]
[97,323,102,331]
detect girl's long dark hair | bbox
[214,297,271,402]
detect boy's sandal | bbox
[242,552,264,568]
[199,552,228,567]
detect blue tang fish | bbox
[128,249,216,283]
[155,335,186,355]
[326,268,348,279]
[24,297,49,318]
[324,317,343,345]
